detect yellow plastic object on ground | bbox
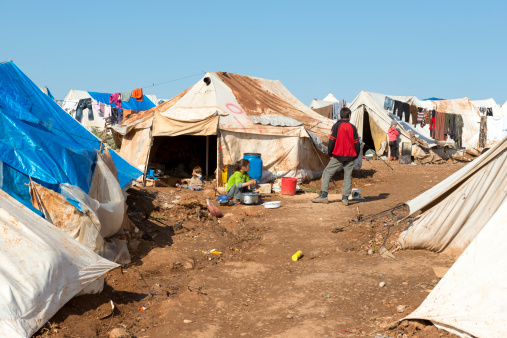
[292,251,302,261]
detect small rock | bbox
[402,282,408,285]
[432,279,438,284]
[286,314,294,319]
[324,295,331,298]
[397,305,406,313]
[109,328,131,338]
[183,319,193,324]
[368,249,373,255]
[379,282,386,287]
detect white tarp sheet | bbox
[0,189,118,337]
[405,198,507,337]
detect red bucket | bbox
[281,177,297,195]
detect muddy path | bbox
[37,161,465,337]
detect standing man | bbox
[312,107,360,206]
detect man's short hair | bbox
[340,107,352,119]
[193,166,203,174]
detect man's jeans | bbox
[321,158,354,199]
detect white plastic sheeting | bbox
[405,198,507,337]
[398,138,507,256]
[0,188,118,337]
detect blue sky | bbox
[1,0,505,105]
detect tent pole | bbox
[206,135,209,180]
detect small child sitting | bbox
[226,159,257,203]
[177,166,204,191]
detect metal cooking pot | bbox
[240,192,259,205]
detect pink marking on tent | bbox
[233,116,247,133]
[226,103,244,114]
[245,115,263,133]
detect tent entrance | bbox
[149,135,217,179]
[362,108,385,152]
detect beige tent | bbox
[398,136,507,257]
[112,72,336,183]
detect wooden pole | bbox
[206,135,209,180]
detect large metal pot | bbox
[240,192,259,205]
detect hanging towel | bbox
[121,90,133,102]
[104,104,112,118]
[123,109,132,120]
[434,111,446,141]
[109,93,122,109]
[132,88,143,101]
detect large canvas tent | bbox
[62,89,156,130]
[347,90,490,153]
[397,137,507,336]
[397,136,506,257]
[113,72,339,183]
[0,61,142,260]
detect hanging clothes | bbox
[402,103,410,122]
[104,104,112,118]
[487,117,504,142]
[423,110,431,126]
[449,114,457,141]
[109,93,122,110]
[434,111,446,141]
[444,113,454,135]
[121,90,133,102]
[455,115,464,148]
[75,98,93,123]
[417,108,425,124]
[486,108,493,116]
[409,104,418,125]
[384,96,394,111]
[132,88,143,101]
[123,109,132,120]
[393,100,403,120]
[479,116,487,148]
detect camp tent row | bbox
[347,90,504,157]
[309,93,339,109]
[62,89,158,130]
[0,61,142,336]
[112,72,342,184]
[396,137,507,336]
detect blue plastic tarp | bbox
[0,61,142,209]
[423,97,445,101]
[88,92,155,111]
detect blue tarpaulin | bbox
[423,97,445,101]
[0,61,141,210]
[88,91,155,111]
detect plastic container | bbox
[243,153,262,182]
[292,250,302,261]
[281,177,297,195]
[218,195,229,205]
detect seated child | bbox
[177,166,204,191]
[226,159,257,203]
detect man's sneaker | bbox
[312,195,329,204]
[342,199,349,206]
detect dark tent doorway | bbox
[149,135,217,179]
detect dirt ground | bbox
[36,159,467,338]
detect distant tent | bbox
[348,90,487,152]
[398,138,507,337]
[40,85,55,100]
[62,89,155,130]
[309,93,339,109]
[423,97,444,101]
[112,72,355,183]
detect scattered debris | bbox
[397,305,406,313]
[379,282,386,288]
[183,319,193,324]
[331,226,344,233]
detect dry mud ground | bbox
[37,160,467,338]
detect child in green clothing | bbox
[226,159,258,203]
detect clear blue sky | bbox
[1,0,505,105]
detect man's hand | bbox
[330,157,333,160]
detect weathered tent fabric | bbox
[398,138,507,256]
[0,188,118,337]
[0,62,141,213]
[152,112,219,136]
[405,198,507,337]
[115,72,336,181]
[313,105,333,119]
[310,93,339,109]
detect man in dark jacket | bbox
[312,107,360,205]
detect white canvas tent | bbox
[112,72,340,183]
[309,93,339,109]
[404,198,507,337]
[0,188,118,337]
[398,136,507,257]
[348,90,487,152]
